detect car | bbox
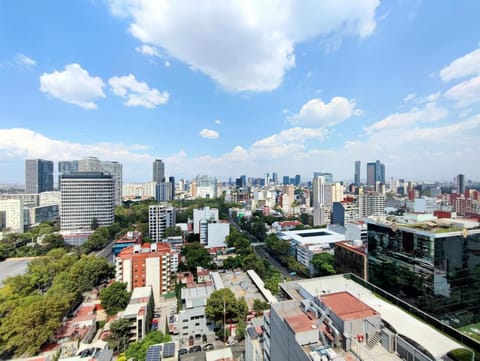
[178,348,188,355]
[189,345,202,353]
[203,343,214,351]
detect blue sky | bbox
[1,0,480,184]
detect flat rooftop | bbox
[282,275,466,360]
[280,228,345,246]
[285,313,315,333]
[320,291,378,320]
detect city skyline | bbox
[1,2,480,183]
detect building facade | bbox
[60,172,115,231]
[116,243,174,307]
[152,159,165,184]
[148,204,176,242]
[367,218,480,326]
[25,159,54,194]
[0,199,24,233]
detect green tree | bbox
[311,253,336,276]
[205,288,237,325]
[125,330,171,361]
[253,299,269,315]
[91,217,99,230]
[100,282,131,316]
[181,242,211,272]
[264,272,282,295]
[163,226,182,238]
[108,318,132,353]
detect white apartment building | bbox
[60,173,115,231]
[39,191,61,207]
[358,193,386,217]
[193,207,219,234]
[123,181,157,200]
[0,199,24,233]
[313,176,332,206]
[149,204,175,242]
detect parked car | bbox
[189,345,202,353]
[203,343,214,351]
[178,348,188,355]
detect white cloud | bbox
[109,0,380,91]
[403,93,416,102]
[135,44,160,57]
[0,128,153,177]
[444,75,480,108]
[288,97,359,127]
[39,64,105,109]
[108,74,169,108]
[16,54,36,67]
[214,119,222,125]
[199,129,220,139]
[440,48,480,82]
[365,102,448,133]
[164,60,171,68]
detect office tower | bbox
[58,160,79,189]
[0,199,24,233]
[103,161,123,205]
[240,175,247,188]
[264,173,269,186]
[153,159,165,183]
[354,160,361,186]
[457,174,465,194]
[78,157,122,205]
[156,182,173,201]
[313,172,333,184]
[282,176,289,185]
[366,160,385,187]
[312,176,332,206]
[78,156,102,172]
[367,218,480,327]
[25,159,54,193]
[331,182,344,202]
[116,243,173,305]
[60,172,115,231]
[149,204,176,242]
[168,176,175,200]
[272,172,278,184]
[294,174,301,186]
[194,175,217,199]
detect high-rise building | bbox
[312,176,332,206]
[78,157,122,205]
[60,172,115,231]
[282,176,290,185]
[195,175,217,198]
[354,160,361,186]
[272,172,278,184]
[58,160,78,189]
[149,204,176,242]
[294,174,301,186]
[25,159,54,194]
[457,174,465,194]
[155,182,173,201]
[313,172,333,184]
[358,193,385,217]
[153,159,165,183]
[367,217,480,327]
[366,160,385,187]
[116,243,174,306]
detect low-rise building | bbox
[120,286,154,342]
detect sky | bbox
[1,0,480,184]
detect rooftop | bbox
[280,228,345,246]
[320,292,378,321]
[285,313,316,333]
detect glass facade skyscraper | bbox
[25,159,54,194]
[367,219,480,327]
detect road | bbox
[231,218,303,281]
[95,239,116,263]
[0,258,32,284]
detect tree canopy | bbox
[180,242,212,273]
[100,282,131,316]
[311,253,336,276]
